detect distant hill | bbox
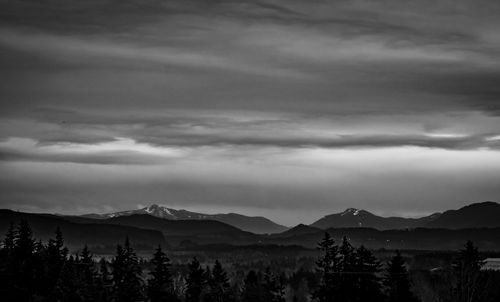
[310,208,440,230]
[0,210,166,252]
[66,214,259,247]
[82,204,288,234]
[426,202,500,229]
[276,224,321,238]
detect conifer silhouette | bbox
[384,251,419,302]
[148,245,178,302]
[111,237,144,302]
[185,257,206,302]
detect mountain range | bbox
[1,201,499,252]
[310,201,500,230]
[81,201,500,233]
[82,204,288,234]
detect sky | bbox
[1,0,500,226]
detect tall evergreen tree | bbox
[13,220,37,298]
[353,245,384,302]
[312,232,340,302]
[0,222,16,284]
[205,260,232,302]
[384,251,419,302]
[337,236,357,302]
[453,241,486,302]
[14,219,35,258]
[185,257,207,302]
[0,221,30,301]
[148,245,178,302]
[78,244,99,301]
[47,227,69,294]
[2,222,15,254]
[111,238,144,302]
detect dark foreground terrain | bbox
[1,220,500,302]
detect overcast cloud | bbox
[1,0,500,225]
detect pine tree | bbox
[1,222,16,284]
[78,244,98,301]
[47,227,69,294]
[2,222,15,254]
[14,219,35,258]
[111,238,144,302]
[185,257,207,302]
[148,245,178,302]
[312,232,340,302]
[354,245,383,302]
[206,260,232,302]
[384,250,419,302]
[32,239,47,298]
[13,220,37,298]
[338,236,357,302]
[453,241,485,302]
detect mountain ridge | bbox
[81,204,288,234]
[426,201,500,229]
[2,201,500,252]
[310,201,499,230]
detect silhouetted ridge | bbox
[426,201,500,229]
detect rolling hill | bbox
[65,213,259,247]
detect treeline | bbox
[0,220,498,302]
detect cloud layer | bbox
[1,0,500,224]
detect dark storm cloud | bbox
[0,0,174,32]
[2,0,500,115]
[130,132,494,150]
[0,148,160,165]
[413,71,500,116]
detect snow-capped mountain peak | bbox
[81,204,289,234]
[341,208,361,216]
[144,204,173,217]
